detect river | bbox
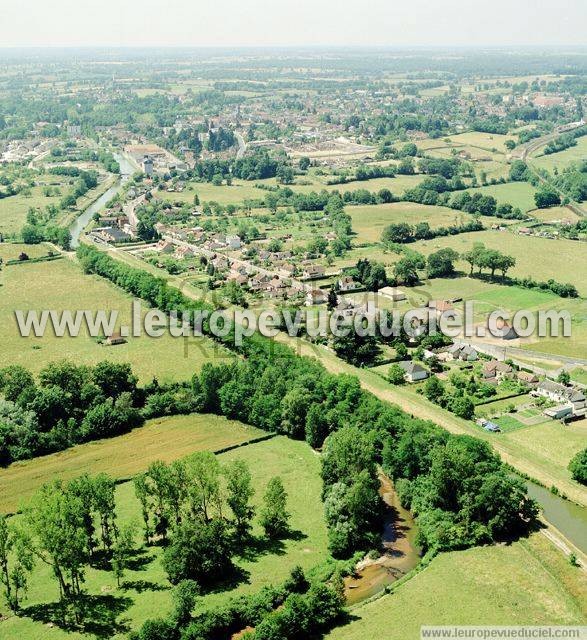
[344,473,421,605]
[69,152,135,248]
[525,480,587,554]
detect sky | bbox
[2,0,586,48]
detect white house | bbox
[398,361,429,383]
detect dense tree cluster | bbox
[0,361,143,465]
[384,428,537,552]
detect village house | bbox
[226,235,242,250]
[156,240,175,254]
[482,360,513,380]
[517,371,539,385]
[92,227,131,244]
[334,300,357,318]
[248,274,272,292]
[175,245,195,259]
[337,276,359,291]
[398,361,429,383]
[490,319,519,340]
[279,263,297,278]
[301,264,326,280]
[534,380,586,417]
[305,289,328,306]
[211,256,229,271]
[446,344,478,362]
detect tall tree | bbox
[260,477,290,539]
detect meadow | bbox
[0,180,66,236]
[157,179,269,205]
[348,202,474,244]
[326,533,586,640]
[0,413,265,513]
[467,181,538,212]
[0,250,229,382]
[531,136,587,174]
[0,436,329,639]
[410,229,587,296]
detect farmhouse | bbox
[534,380,586,416]
[398,361,429,382]
[378,286,406,302]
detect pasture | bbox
[348,202,473,244]
[531,136,587,174]
[0,254,228,382]
[326,534,586,640]
[411,229,587,296]
[0,181,66,236]
[467,181,538,212]
[0,436,329,639]
[0,414,265,513]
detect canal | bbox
[69,152,135,248]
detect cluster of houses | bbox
[533,379,586,420]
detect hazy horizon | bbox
[3,0,586,48]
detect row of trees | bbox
[381,217,483,245]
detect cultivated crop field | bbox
[326,534,587,640]
[0,414,265,513]
[0,436,329,639]
[0,254,228,381]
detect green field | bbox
[0,252,227,382]
[411,230,587,296]
[468,181,538,212]
[0,436,329,639]
[0,413,265,513]
[327,533,586,640]
[348,202,473,244]
[532,136,587,174]
[157,179,269,205]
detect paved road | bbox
[235,132,247,160]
